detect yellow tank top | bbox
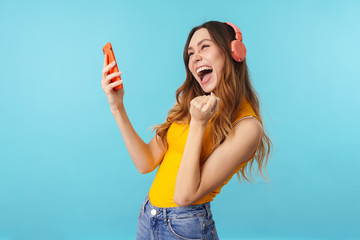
[148,99,262,207]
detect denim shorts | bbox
[136,195,219,240]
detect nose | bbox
[192,52,202,62]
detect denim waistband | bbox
[141,194,212,220]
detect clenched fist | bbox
[189,92,220,124]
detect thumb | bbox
[211,92,219,101]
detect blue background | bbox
[1,0,359,239]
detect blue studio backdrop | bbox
[0,0,359,239]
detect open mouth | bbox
[196,66,213,82]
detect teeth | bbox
[196,66,212,74]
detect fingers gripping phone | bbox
[102,42,123,90]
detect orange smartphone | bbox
[102,42,123,90]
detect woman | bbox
[101,21,272,239]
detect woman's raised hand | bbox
[101,53,124,112]
[189,92,220,125]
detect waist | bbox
[141,195,212,219]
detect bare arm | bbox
[101,53,165,174]
[174,93,263,206]
[111,106,166,174]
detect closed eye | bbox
[188,45,209,58]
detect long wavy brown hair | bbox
[152,21,272,183]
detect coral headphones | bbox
[225,22,247,62]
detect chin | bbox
[196,77,217,94]
[201,84,217,93]
[202,88,213,93]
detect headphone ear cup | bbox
[231,39,246,62]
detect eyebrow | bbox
[187,39,212,51]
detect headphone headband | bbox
[225,22,243,41]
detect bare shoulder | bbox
[230,116,263,142]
